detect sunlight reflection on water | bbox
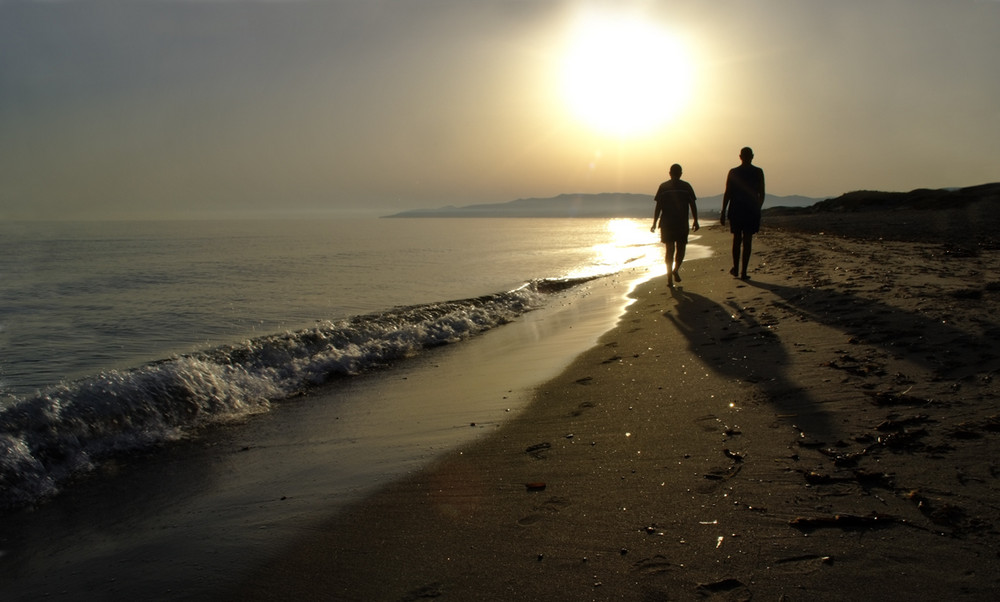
[574,218,711,282]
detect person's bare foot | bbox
[729,267,738,277]
[673,269,682,282]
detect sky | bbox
[1,0,998,220]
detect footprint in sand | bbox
[516,497,571,527]
[631,555,673,576]
[695,577,751,599]
[695,414,722,432]
[516,514,544,526]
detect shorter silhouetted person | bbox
[721,147,765,280]
[651,163,699,287]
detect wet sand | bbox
[232,213,1000,601]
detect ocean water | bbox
[0,217,663,510]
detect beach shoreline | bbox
[232,215,1000,601]
[0,234,678,601]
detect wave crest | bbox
[0,279,591,509]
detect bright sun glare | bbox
[561,12,694,137]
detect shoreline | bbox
[232,219,1000,600]
[0,241,680,601]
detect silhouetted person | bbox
[721,147,765,280]
[651,163,699,287]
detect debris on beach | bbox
[525,442,551,459]
[789,512,901,532]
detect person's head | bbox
[669,164,683,179]
[739,147,754,163]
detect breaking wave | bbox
[0,277,596,510]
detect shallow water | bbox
[0,218,654,397]
[0,217,710,599]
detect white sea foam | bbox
[0,279,583,509]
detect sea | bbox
[0,216,697,599]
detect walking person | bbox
[651,163,699,287]
[721,147,765,280]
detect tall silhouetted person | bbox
[651,163,699,287]
[721,147,765,280]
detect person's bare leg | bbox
[741,235,753,280]
[674,240,687,282]
[730,234,741,277]
[666,242,676,287]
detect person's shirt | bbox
[725,164,765,206]
[655,179,696,223]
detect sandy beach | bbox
[226,204,1000,601]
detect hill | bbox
[783,182,998,213]
[384,192,824,219]
[764,182,1000,245]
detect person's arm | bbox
[757,170,766,208]
[687,184,700,231]
[651,202,661,233]
[721,172,731,225]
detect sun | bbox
[560,12,695,137]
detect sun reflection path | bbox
[568,218,711,283]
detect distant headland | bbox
[383,192,822,219]
[764,182,1000,245]
[383,184,999,219]
[763,182,1000,216]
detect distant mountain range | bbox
[383,192,825,219]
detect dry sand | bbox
[231,212,1000,601]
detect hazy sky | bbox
[2,0,998,219]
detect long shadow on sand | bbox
[749,279,1000,380]
[663,286,837,440]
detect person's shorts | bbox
[727,204,760,234]
[660,222,690,243]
